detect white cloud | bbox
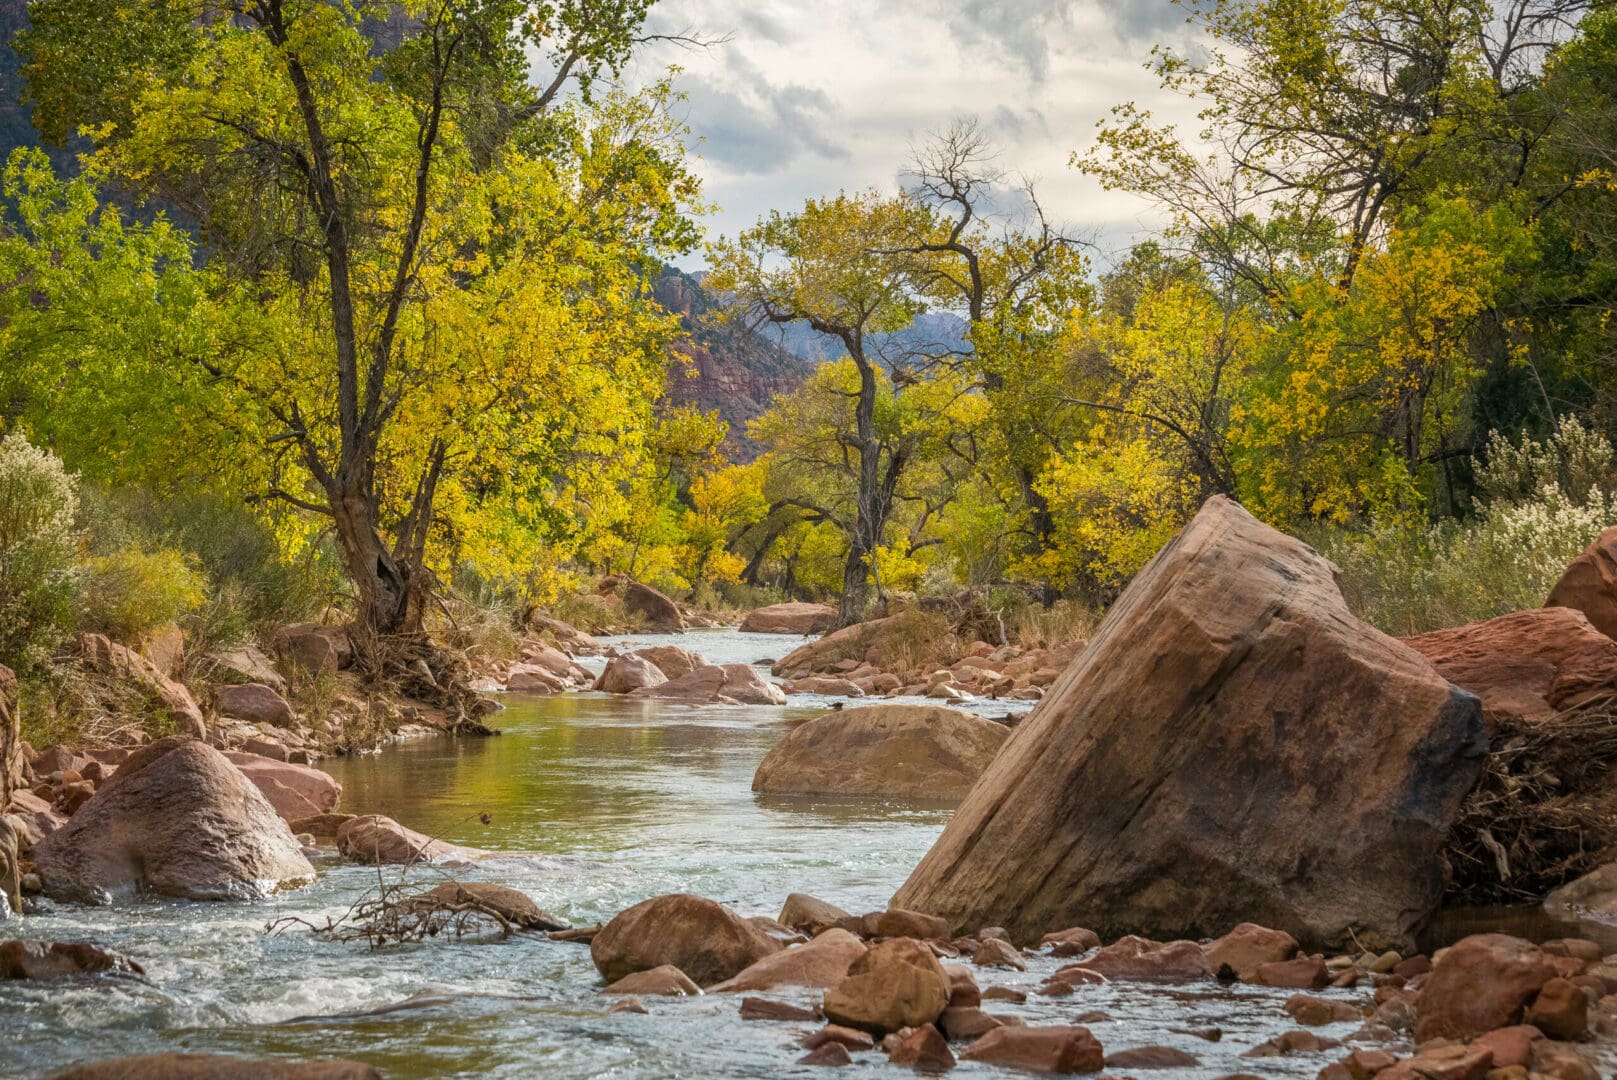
[630,0,1207,267]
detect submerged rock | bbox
[406,882,567,931]
[336,815,471,865]
[590,893,782,987]
[752,704,1007,802]
[45,1054,380,1079]
[740,602,837,635]
[33,738,313,903]
[891,496,1487,950]
[0,939,144,980]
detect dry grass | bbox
[1443,694,1617,905]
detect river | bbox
[0,628,1551,1078]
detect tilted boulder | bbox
[718,664,789,705]
[79,633,205,739]
[740,602,837,635]
[1405,607,1617,727]
[1547,524,1617,639]
[708,928,868,992]
[33,738,314,903]
[752,704,1008,802]
[590,893,782,987]
[891,496,1487,950]
[621,580,684,632]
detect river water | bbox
[0,629,1568,1078]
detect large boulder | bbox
[752,704,1008,802]
[33,738,314,903]
[718,664,788,705]
[79,633,206,738]
[890,496,1487,950]
[629,664,729,702]
[593,654,667,695]
[741,602,837,635]
[621,580,684,632]
[336,814,474,865]
[590,893,782,987]
[45,1054,380,1079]
[222,752,341,821]
[1547,524,1617,639]
[216,683,295,727]
[772,615,906,679]
[1405,607,1617,727]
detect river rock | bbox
[407,882,567,931]
[1106,1046,1200,1069]
[888,1023,955,1068]
[601,963,701,996]
[620,580,684,632]
[1547,524,1617,639]
[79,633,206,739]
[779,893,854,934]
[633,646,705,679]
[1054,935,1213,984]
[593,654,667,694]
[276,623,353,675]
[629,664,729,702]
[891,496,1487,950]
[772,615,910,679]
[206,644,286,693]
[785,676,866,698]
[0,939,144,979]
[222,752,341,821]
[960,1026,1105,1073]
[1414,933,1558,1041]
[1202,923,1300,981]
[33,738,313,902]
[216,683,295,727]
[45,1054,381,1079]
[590,893,782,987]
[336,815,470,865]
[752,704,1008,802]
[1404,607,1617,726]
[505,664,565,692]
[741,602,837,635]
[822,937,950,1035]
[709,928,868,992]
[1545,861,1617,919]
[519,643,591,683]
[718,664,788,705]
[1524,976,1587,1039]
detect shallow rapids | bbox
[0,629,1496,1077]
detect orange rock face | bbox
[1547,523,1617,639]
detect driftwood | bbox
[1443,692,1617,905]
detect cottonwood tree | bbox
[708,191,945,626]
[18,1,702,686]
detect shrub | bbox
[0,433,82,672]
[80,546,207,642]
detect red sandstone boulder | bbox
[45,1054,380,1079]
[822,937,951,1035]
[593,654,667,695]
[590,893,782,987]
[1404,607,1617,725]
[33,738,313,903]
[79,634,205,738]
[741,602,837,635]
[631,646,705,679]
[620,580,684,632]
[960,1026,1105,1073]
[891,497,1486,950]
[1252,956,1329,989]
[505,664,565,692]
[1414,933,1558,1041]
[1524,976,1588,1039]
[1203,922,1300,981]
[405,882,566,931]
[887,1023,955,1068]
[708,928,867,992]
[1547,524,1617,639]
[222,752,340,822]
[1054,935,1213,983]
[778,892,855,934]
[717,663,788,705]
[1377,1044,1493,1080]
[629,663,729,702]
[752,704,1008,803]
[600,964,700,996]
[215,683,295,727]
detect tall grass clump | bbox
[0,433,83,673]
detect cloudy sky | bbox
[629,0,1208,270]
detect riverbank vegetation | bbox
[2,0,1616,744]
